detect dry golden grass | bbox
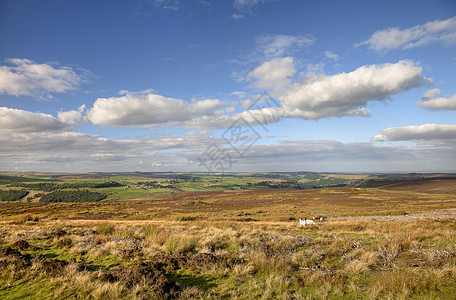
[0,217,455,299]
[1,184,456,299]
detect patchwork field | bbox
[0,172,455,299]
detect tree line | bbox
[248,178,355,189]
[39,190,107,202]
[0,189,29,201]
[10,181,122,192]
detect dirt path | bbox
[330,208,456,222]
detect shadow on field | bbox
[175,273,217,291]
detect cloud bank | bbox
[2,136,454,173]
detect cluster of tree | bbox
[248,178,356,189]
[136,181,174,188]
[0,189,29,201]
[300,174,324,180]
[297,178,355,189]
[248,181,301,189]
[39,190,107,202]
[11,181,122,192]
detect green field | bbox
[0,171,393,202]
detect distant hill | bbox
[358,176,456,194]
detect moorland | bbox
[0,171,455,299]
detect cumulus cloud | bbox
[87,60,431,129]
[373,124,456,141]
[418,89,456,110]
[248,57,296,90]
[0,107,73,132]
[57,105,87,125]
[279,60,431,120]
[0,58,86,98]
[256,34,315,59]
[356,16,456,52]
[87,90,223,127]
[324,51,339,61]
[232,33,314,82]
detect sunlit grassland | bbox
[0,173,456,299]
[1,217,455,299]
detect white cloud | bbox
[421,88,441,100]
[418,89,456,111]
[247,57,296,90]
[225,106,236,114]
[240,99,251,109]
[279,60,431,120]
[57,105,87,125]
[0,107,71,132]
[234,0,277,10]
[88,60,431,130]
[256,34,315,59]
[324,51,339,61]
[231,13,244,20]
[356,16,456,52]
[373,124,456,141]
[90,60,431,130]
[0,58,86,98]
[231,33,314,82]
[151,0,180,10]
[189,98,223,114]
[169,114,238,130]
[230,91,247,99]
[87,90,223,127]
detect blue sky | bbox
[0,0,455,172]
